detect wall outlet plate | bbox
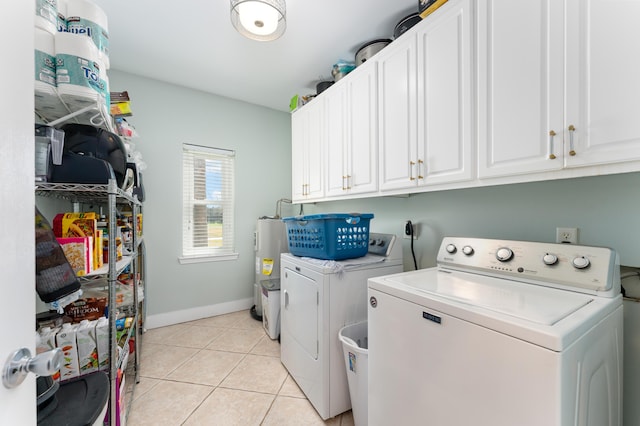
[404,221,418,239]
[556,227,578,244]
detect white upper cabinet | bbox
[379,0,473,192]
[378,33,418,191]
[477,0,565,178]
[564,0,640,167]
[291,99,324,202]
[417,0,474,185]
[478,0,640,178]
[325,61,378,198]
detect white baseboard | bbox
[145,297,254,330]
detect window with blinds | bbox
[182,144,235,260]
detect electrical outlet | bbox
[404,221,418,239]
[556,227,578,244]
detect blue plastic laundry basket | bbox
[282,213,373,260]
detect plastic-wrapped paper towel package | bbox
[55,31,108,106]
[34,0,111,123]
[35,0,58,34]
[35,26,60,120]
[66,0,110,69]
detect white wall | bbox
[107,70,294,325]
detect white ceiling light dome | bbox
[231,0,286,41]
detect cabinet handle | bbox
[409,161,416,181]
[548,130,557,159]
[417,159,424,179]
[568,125,576,156]
[346,175,351,190]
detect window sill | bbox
[178,253,239,264]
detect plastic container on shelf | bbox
[282,213,373,260]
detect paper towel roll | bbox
[55,31,106,110]
[35,0,58,34]
[65,0,109,67]
[35,27,56,88]
[57,0,67,32]
[35,27,60,121]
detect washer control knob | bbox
[572,256,590,269]
[496,247,513,262]
[542,253,558,266]
[369,239,376,246]
[377,239,385,247]
[446,244,457,254]
[462,245,474,256]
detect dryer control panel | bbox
[437,237,620,297]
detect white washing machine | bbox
[280,233,403,420]
[368,237,623,426]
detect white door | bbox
[325,84,348,197]
[0,2,37,424]
[291,100,324,201]
[378,34,418,191]
[417,0,474,186]
[477,0,565,178]
[345,60,378,195]
[564,0,640,167]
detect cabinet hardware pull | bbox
[568,125,576,156]
[418,159,424,179]
[342,176,346,190]
[410,161,416,181]
[548,130,557,159]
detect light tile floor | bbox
[125,310,354,426]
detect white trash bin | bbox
[338,321,368,426]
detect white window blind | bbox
[182,144,235,259]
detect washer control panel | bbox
[437,237,619,296]
[368,233,397,257]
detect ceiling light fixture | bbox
[230,0,286,42]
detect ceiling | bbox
[92,0,419,112]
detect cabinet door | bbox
[564,0,640,167]
[291,100,324,201]
[325,85,348,197]
[291,109,306,201]
[417,0,474,186]
[346,61,378,195]
[378,34,419,191]
[305,100,325,200]
[477,0,564,178]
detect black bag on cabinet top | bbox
[53,124,127,188]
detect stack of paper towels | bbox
[34,0,110,123]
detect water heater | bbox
[252,217,288,319]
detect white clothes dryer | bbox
[280,233,403,420]
[368,237,623,426]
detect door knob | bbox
[2,347,62,389]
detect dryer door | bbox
[282,267,318,359]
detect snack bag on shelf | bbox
[54,212,99,270]
[57,236,92,275]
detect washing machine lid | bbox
[386,269,592,326]
[370,268,621,351]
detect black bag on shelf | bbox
[51,124,127,188]
[50,151,116,185]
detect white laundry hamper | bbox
[338,321,368,426]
